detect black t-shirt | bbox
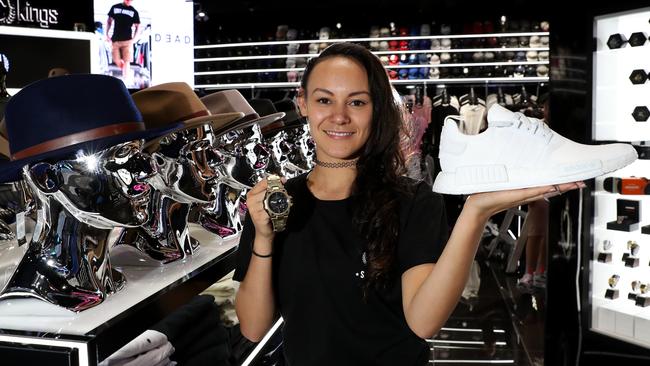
[108,3,140,41]
[234,173,449,366]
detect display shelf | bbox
[589,8,650,346]
[195,61,549,75]
[194,30,550,89]
[592,7,650,142]
[591,301,650,349]
[0,226,239,366]
[194,31,551,49]
[196,76,550,90]
[195,47,550,62]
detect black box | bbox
[607,199,641,232]
[643,224,650,235]
[624,257,640,267]
[635,295,650,307]
[629,292,638,301]
[605,289,619,299]
[597,252,612,263]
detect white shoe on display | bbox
[432,104,638,194]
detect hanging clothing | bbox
[401,94,432,180]
[459,97,486,135]
[98,330,175,366]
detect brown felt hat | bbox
[132,82,244,150]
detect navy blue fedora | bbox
[0,74,181,183]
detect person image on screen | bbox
[106,0,140,85]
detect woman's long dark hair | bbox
[300,43,408,295]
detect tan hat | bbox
[131,82,244,150]
[200,90,285,136]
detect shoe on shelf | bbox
[533,272,547,288]
[432,104,637,194]
[517,273,534,288]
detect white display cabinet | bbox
[591,6,650,349]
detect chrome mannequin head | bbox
[194,123,269,238]
[149,123,223,203]
[0,140,153,311]
[266,129,307,179]
[284,125,315,172]
[195,182,245,240]
[216,124,270,189]
[26,139,154,228]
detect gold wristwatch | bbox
[263,174,292,232]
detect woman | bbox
[234,43,580,365]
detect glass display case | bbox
[590,6,650,349]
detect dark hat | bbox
[200,90,285,136]
[263,99,307,136]
[0,74,181,183]
[249,98,286,132]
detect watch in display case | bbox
[263,174,292,232]
[622,240,640,267]
[592,7,650,349]
[629,280,641,301]
[635,283,650,307]
[597,239,613,263]
[606,199,641,232]
[606,274,620,299]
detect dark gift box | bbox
[607,199,640,232]
[642,224,650,235]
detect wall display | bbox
[93,0,193,89]
[0,0,92,31]
[593,8,650,142]
[0,26,94,89]
[194,23,550,90]
[592,7,650,350]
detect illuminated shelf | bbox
[195,48,549,62]
[195,61,549,76]
[194,31,550,49]
[194,77,549,90]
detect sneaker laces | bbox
[492,112,552,141]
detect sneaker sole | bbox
[432,149,637,194]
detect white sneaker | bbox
[517,273,534,288]
[432,104,637,194]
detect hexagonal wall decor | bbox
[632,106,650,122]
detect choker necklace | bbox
[314,158,358,168]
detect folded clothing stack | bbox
[100,295,231,366]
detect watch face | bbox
[603,239,612,252]
[267,191,289,214]
[628,240,640,256]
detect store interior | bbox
[1,0,650,365]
